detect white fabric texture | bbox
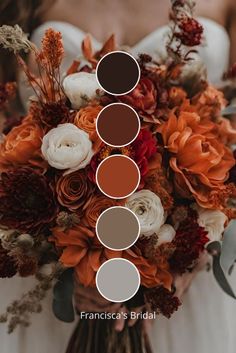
[1,18,235,353]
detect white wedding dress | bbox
[1,18,236,353]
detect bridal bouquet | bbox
[0,1,236,352]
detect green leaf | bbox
[52,268,75,322]
[222,105,236,116]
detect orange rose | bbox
[51,224,172,288]
[56,169,96,212]
[158,112,235,208]
[74,104,103,152]
[0,120,47,172]
[82,192,125,228]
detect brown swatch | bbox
[96,155,140,199]
[96,51,140,95]
[96,206,140,250]
[96,103,140,147]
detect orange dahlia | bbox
[158,111,235,208]
[51,224,172,289]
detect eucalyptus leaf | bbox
[220,220,236,275]
[222,105,236,116]
[207,241,221,255]
[206,241,236,299]
[53,297,75,323]
[212,255,236,300]
[52,268,75,322]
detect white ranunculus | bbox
[63,72,101,109]
[126,189,165,237]
[156,224,176,247]
[197,207,228,242]
[41,123,94,174]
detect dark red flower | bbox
[16,254,38,277]
[40,101,70,128]
[132,129,157,177]
[0,82,16,110]
[145,286,181,318]
[169,210,209,274]
[88,129,157,182]
[175,17,203,47]
[118,78,157,114]
[0,168,58,233]
[0,245,17,278]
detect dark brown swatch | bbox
[96,103,140,147]
[96,155,140,199]
[96,206,140,250]
[96,51,140,95]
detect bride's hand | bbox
[174,252,209,299]
[74,284,145,331]
[74,285,121,313]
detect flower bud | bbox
[16,233,34,249]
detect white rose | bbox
[197,207,227,242]
[63,72,101,109]
[156,224,176,247]
[126,189,165,237]
[41,123,94,174]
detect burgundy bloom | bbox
[88,129,157,182]
[169,210,209,274]
[0,168,58,233]
[145,286,181,318]
[0,245,17,278]
[176,17,203,46]
[0,82,16,110]
[40,101,70,128]
[16,254,38,277]
[118,78,157,114]
[132,129,157,177]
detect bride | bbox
[0,0,236,353]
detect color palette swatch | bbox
[96,259,140,302]
[96,206,140,250]
[96,103,140,147]
[95,51,141,302]
[96,155,140,199]
[96,51,140,95]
